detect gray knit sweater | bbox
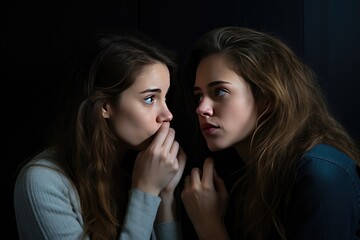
[14,148,182,240]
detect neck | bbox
[233,138,252,163]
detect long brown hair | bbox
[48,31,176,239]
[182,26,360,240]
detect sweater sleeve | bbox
[14,164,86,240]
[14,162,163,240]
[14,155,182,240]
[119,188,161,240]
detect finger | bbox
[202,158,215,184]
[160,128,176,155]
[191,167,202,184]
[168,139,179,162]
[177,146,187,175]
[149,122,170,148]
[177,145,186,160]
[184,175,191,186]
[169,146,186,184]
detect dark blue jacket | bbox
[223,143,360,239]
[286,143,360,239]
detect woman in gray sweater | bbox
[14,31,186,240]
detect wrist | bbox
[159,190,175,200]
[156,194,177,223]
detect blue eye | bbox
[144,96,154,105]
[215,88,227,97]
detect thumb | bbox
[213,169,228,200]
[177,147,187,176]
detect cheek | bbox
[113,111,160,145]
[224,100,258,133]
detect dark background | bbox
[6,0,360,238]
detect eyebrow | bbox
[139,88,162,94]
[193,80,231,91]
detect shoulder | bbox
[296,143,360,197]
[298,144,358,179]
[14,148,74,202]
[14,148,84,239]
[288,144,360,237]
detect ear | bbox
[102,103,111,119]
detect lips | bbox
[200,122,219,133]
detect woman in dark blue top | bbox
[179,26,360,240]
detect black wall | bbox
[6,0,360,238]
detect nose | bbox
[196,97,213,117]
[156,104,173,123]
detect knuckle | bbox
[160,152,168,161]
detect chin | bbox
[206,138,234,151]
[207,143,225,152]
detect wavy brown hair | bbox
[182,26,360,240]
[48,31,176,240]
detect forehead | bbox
[130,62,171,90]
[195,54,238,85]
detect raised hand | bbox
[161,146,187,195]
[181,158,229,240]
[132,122,180,196]
[156,146,187,223]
